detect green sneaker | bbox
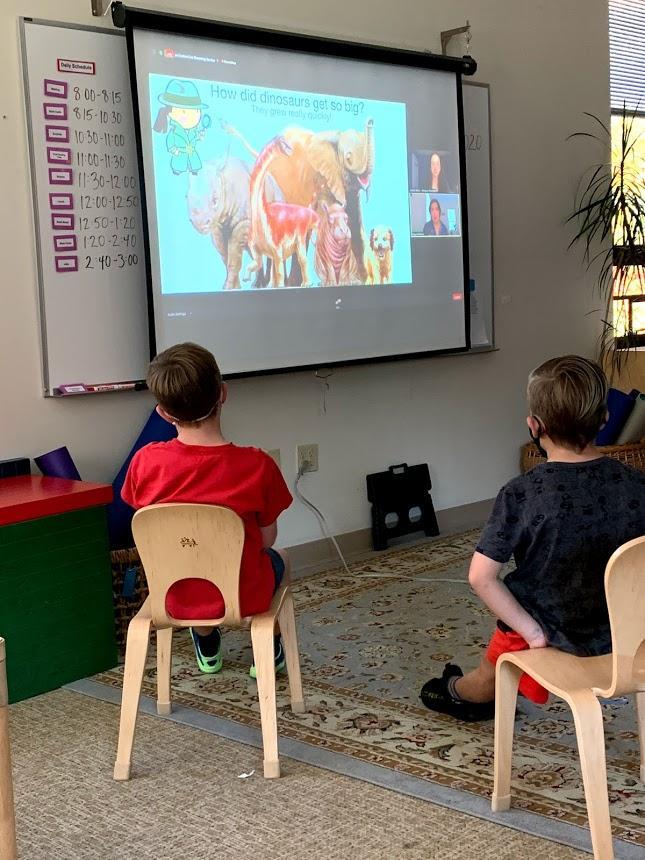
[190,627,223,674]
[249,635,286,679]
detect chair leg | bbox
[251,617,280,778]
[114,613,152,781]
[0,691,17,860]
[636,690,645,784]
[569,691,614,860]
[156,627,173,716]
[278,590,305,714]
[492,658,522,812]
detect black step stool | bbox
[366,462,439,551]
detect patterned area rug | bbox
[95,531,644,847]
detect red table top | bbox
[0,476,112,527]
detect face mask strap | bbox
[166,402,218,425]
[529,416,548,458]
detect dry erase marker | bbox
[55,381,146,395]
[85,382,145,393]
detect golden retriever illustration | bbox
[365,226,394,284]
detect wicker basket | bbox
[520,440,645,473]
[110,547,148,653]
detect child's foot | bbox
[190,627,223,674]
[420,663,495,722]
[249,635,286,679]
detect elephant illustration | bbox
[187,155,278,289]
[222,118,375,283]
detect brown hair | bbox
[153,105,172,134]
[527,355,608,451]
[147,342,222,424]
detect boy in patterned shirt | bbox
[421,355,645,721]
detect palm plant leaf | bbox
[569,103,645,373]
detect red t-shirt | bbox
[122,440,292,619]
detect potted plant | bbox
[568,104,645,375]
[519,118,645,472]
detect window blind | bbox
[610,0,645,112]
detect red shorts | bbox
[485,628,549,705]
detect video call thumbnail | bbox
[409,192,462,237]
[409,149,459,193]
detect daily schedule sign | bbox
[21,19,149,395]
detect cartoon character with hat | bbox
[153,79,210,175]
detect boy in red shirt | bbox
[122,342,292,676]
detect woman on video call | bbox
[423,198,449,236]
[428,152,449,192]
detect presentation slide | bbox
[132,26,469,374]
[150,76,412,291]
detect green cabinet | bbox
[0,505,118,703]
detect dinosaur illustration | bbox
[246,136,319,288]
[314,202,355,286]
[187,155,278,289]
[222,119,374,282]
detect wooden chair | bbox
[492,536,645,860]
[0,639,17,860]
[113,503,305,781]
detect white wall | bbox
[0,0,609,546]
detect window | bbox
[609,0,645,342]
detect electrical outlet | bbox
[297,443,319,473]
[267,449,281,467]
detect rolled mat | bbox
[596,388,637,446]
[615,393,645,444]
[107,408,176,549]
[34,446,81,480]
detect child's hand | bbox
[526,627,548,649]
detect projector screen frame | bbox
[114,3,475,379]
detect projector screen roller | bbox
[129,19,470,375]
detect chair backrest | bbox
[601,535,645,697]
[132,503,245,628]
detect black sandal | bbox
[420,663,495,722]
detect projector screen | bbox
[128,17,471,375]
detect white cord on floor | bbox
[351,574,469,584]
[294,467,352,575]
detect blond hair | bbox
[147,342,221,424]
[527,355,607,451]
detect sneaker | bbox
[249,635,286,680]
[189,627,223,674]
[420,663,495,722]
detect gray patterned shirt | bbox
[476,457,645,655]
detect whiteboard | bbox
[463,82,494,349]
[20,19,493,394]
[21,19,148,396]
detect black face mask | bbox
[529,426,548,459]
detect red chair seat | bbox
[165,578,225,620]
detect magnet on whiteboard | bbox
[49,167,73,185]
[55,255,78,273]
